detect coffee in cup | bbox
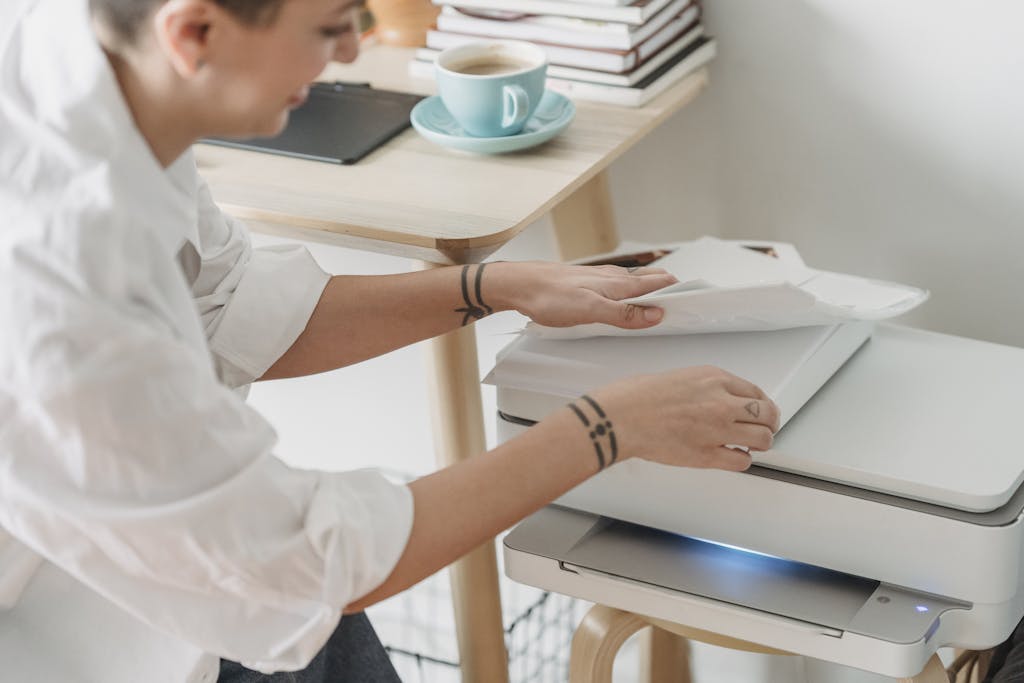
[435,41,548,137]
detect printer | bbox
[489,322,1024,677]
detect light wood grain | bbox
[572,606,952,683]
[365,0,439,47]
[194,45,708,264]
[570,605,653,683]
[551,170,620,261]
[423,300,509,683]
[638,625,692,683]
[899,654,950,683]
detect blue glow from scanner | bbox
[688,536,786,561]
[916,605,929,613]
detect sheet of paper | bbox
[644,236,815,287]
[528,237,929,339]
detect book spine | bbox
[437,0,656,25]
[546,39,714,106]
[436,14,633,50]
[414,48,635,86]
[427,30,631,72]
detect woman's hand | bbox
[487,261,678,330]
[569,366,781,472]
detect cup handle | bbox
[501,85,530,131]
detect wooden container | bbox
[366,0,440,47]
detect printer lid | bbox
[764,325,1024,512]
[486,324,1024,513]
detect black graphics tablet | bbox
[202,81,423,165]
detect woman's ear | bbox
[152,0,216,78]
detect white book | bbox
[419,24,703,85]
[552,0,630,5]
[428,6,700,71]
[543,35,714,107]
[428,8,699,74]
[436,0,691,50]
[436,0,676,26]
[408,35,714,107]
[550,0,633,5]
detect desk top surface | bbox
[193,45,708,264]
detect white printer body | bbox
[491,323,1024,677]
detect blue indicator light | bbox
[915,605,929,613]
[690,537,784,560]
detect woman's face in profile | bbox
[198,0,362,138]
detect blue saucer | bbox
[410,91,575,154]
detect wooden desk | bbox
[194,44,708,682]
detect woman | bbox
[0,1,779,680]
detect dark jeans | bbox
[982,617,1024,683]
[218,613,401,683]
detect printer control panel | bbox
[848,585,969,644]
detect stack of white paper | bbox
[528,237,929,339]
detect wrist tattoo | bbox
[568,394,618,471]
[454,264,493,326]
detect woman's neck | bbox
[94,20,201,168]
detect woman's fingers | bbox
[603,273,678,300]
[727,423,775,452]
[731,395,781,432]
[720,373,770,401]
[618,266,673,277]
[706,446,754,472]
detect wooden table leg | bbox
[551,171,621,261]
[898,653,950,683]
[419,168,622,681]
[423,294,509,683]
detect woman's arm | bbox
[260,261,676,380]
[345,364,781,612]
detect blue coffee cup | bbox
[435,41,548,137]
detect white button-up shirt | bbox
[0,1,414,680]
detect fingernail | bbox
[643,307,663,323]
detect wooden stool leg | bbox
[551,171,620,262]
[423,295,509,683]
[949,649,994,683]
[639,625,693,683]
[570,605,652,683]
[898,653,949,683]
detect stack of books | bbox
[407,0,715,107]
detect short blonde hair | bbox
[89,0,285,45]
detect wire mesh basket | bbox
[367,537,588,683]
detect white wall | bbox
[609,0,1024,346]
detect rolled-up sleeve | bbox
[191,179,330,388]
[0,290,413,672]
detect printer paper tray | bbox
[544,513,878,633]
[504,506,966,649]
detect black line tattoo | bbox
[474,264,493,317]
[581,394,606,418]
[569,395,618,470]
[454,264,493,326]
[745,400,760,418]
[568,403,590,427]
